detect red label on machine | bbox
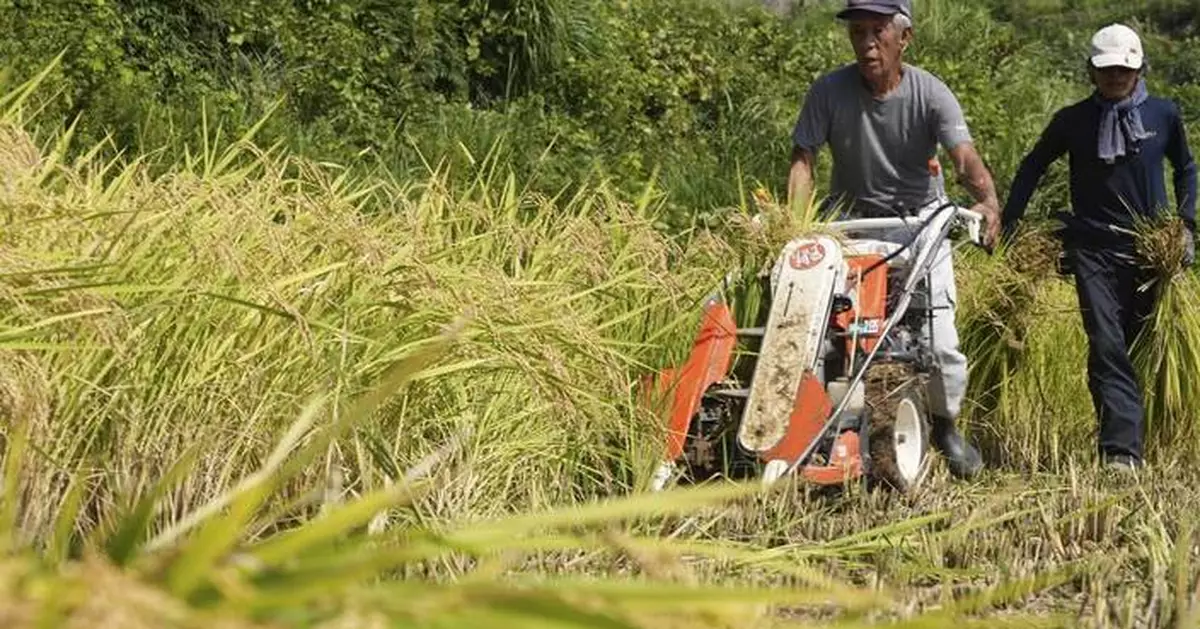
[788,242,826,270]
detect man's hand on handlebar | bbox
[946,142,1002,252]
[969,201,1001,253]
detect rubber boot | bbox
[931,416,983,480]
[1101,453,1142,475]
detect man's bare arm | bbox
[948,142,1001,246]
[788,145,815,212]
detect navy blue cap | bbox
[835,0,912,19]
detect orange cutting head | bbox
[642,299,738,461]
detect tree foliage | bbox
[1,0,1198,226]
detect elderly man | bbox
[1001,24,1197,472]
[787,0,1001,480]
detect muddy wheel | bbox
[864,363,931,493]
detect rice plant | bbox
[1130,214,1200,465]
[3,55,1200,628]
[954,220,1093,472]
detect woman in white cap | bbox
[1000,23,1197,473]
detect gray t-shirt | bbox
[792,63,973,216]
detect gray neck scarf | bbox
[1094,78,1151,164]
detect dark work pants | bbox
[1071,247,1159,461]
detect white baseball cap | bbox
[1090,24,1144,69]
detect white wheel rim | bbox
[893,397,925,485]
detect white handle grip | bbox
[954,207,984,247]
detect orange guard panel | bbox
[800,431,863,485]
[835,254,887,355]
[648,300,738,461]
[761,371,832,463]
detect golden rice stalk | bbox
[1123,213,1200,464]
[1133,213,1190,281]
[722,186,838,277]
[958,220,1064,362]
[1131,285,1200,465]
[954,220,1092,470]
[1004,221,1064,282]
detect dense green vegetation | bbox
[5,0,1199,226]
[3,0,1200,627]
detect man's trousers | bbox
[877,201,969,422]
[1070,247,1159,461]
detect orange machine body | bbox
[647,251,895,486]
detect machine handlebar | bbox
[823,205,991,254]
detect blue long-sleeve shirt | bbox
[1002,93,1197,249]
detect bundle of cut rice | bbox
[1130,215,1200,465]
